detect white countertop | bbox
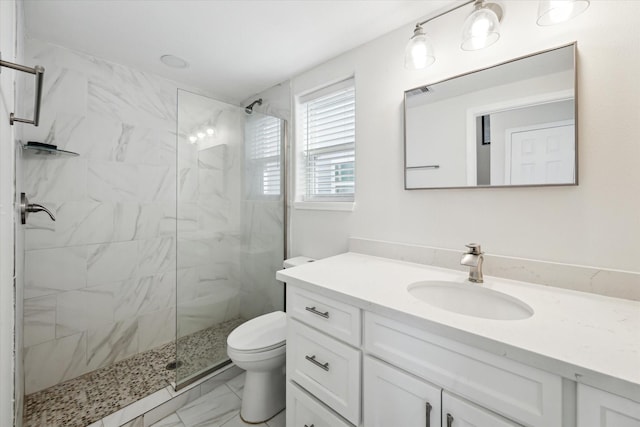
[277,252,640,401]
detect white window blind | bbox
[301,79,355,201]
[246,115,282,198]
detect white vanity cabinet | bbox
[441,392,522,427]
[577,384,640,427]
[364,356,441,427]
[364,311,563,427]
[364,356,521,427]
[286,286,362,426]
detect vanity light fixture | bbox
[537,0,590,26]
[460,0,503,51]
[405,0,589,69]
[404,24,435,70]
[404,0,502,69]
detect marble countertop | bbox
[276,252,640,402]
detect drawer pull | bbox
[304,425,314,427]
[446,413,454,427]
[425,402,432,427]
[305,354,330,371]
[305,306,329,319]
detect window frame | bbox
[295,77,356,209]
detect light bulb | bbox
[197,132,205,139]
[206,127,215,136]
[461,5,501,51]
[470,16,491,50]
[188,135,197,143]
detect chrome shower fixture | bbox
[245,98,263,114]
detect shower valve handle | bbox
[21,193,55,224]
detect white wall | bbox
[288,0,640,273]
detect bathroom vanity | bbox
[277,252,640,427]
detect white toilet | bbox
[227,257,314,423]
[227,310,287,423]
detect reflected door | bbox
[506,120,575,185]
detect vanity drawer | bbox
[287,319,361,425]
[287,382,352,427]
[364,312,562,427]
[287,286,360,346]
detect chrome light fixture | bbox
[460,0,503,51]
[404,0,589,70]
[537,0,590,26]
[404,24,435,70]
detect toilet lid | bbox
[227,311,286,353]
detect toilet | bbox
[227,310,287,423]
[227,257,314,423]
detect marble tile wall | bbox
[21,40,286,394]
[238,200,285,320]
[21,38,181,394]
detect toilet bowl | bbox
[227,310,287,423]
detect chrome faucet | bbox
[460,243,484,283]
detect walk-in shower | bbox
[19,39,286,426]
[175,90,285,388]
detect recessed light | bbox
[160,54,189,69]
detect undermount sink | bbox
[407,281,534,320]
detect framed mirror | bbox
[404,43,577,189]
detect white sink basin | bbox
[407,281,534,320]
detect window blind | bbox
[246,115,282,198]
[301,79,355,201]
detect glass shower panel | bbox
[175,90,285,387]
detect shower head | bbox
[244,98,263,114]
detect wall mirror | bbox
[404,43,577,189]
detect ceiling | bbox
[23,0,455,104]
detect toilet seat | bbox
[227,311,286,353]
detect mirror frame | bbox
[403,42,578,190]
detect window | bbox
[245,114,282,198]
[299,78,355,202]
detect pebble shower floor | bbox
[24,318,245,427]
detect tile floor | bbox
[150,372,285,427]
[24,318,245,427]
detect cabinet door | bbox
[577,384,640,427]
[364,356,441,427]
[442,391,521,427]
[287,382,352,427]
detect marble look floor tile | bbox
[176,384,240,427]
[221,414,267,427]
[150,413,185,427]
[225,373,245,398]
[265,410,285,427]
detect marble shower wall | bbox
[21,38,181,394]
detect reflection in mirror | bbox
[404,44,576,189]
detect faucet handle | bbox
[465,243,483,255]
